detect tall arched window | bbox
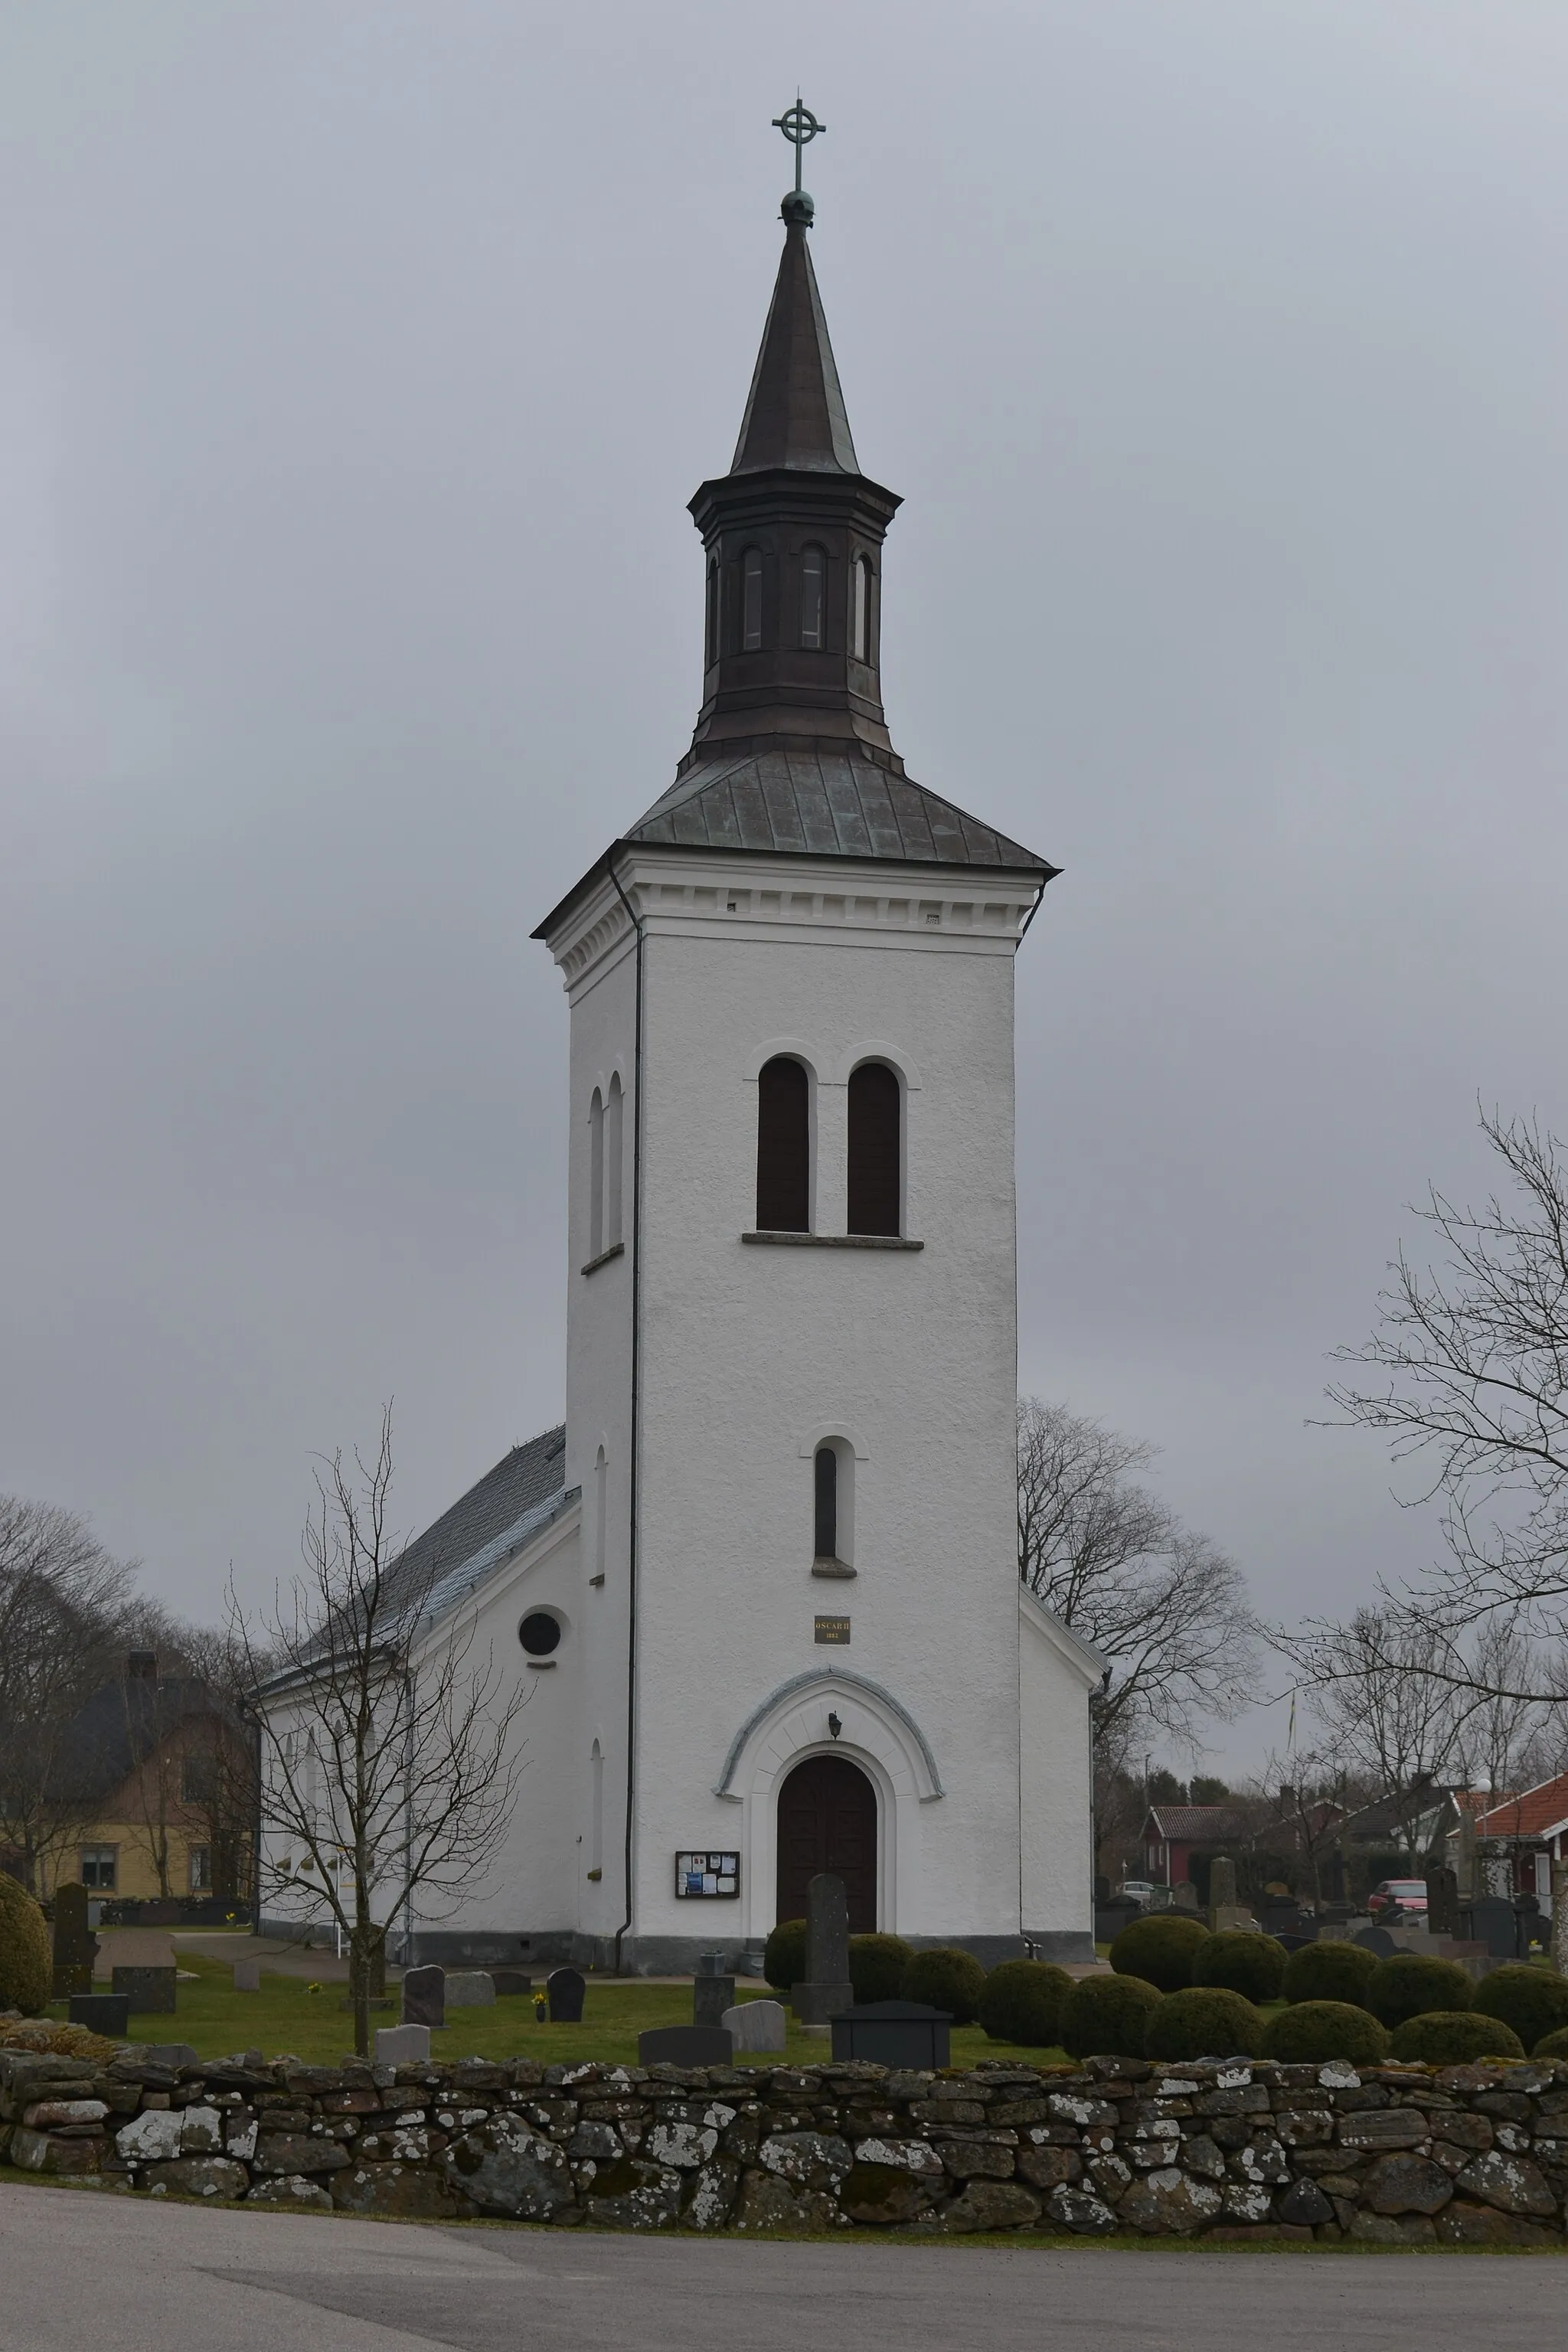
[741,547,763,651]
[852,555,873,661]
[588,1087,605,1259]
[605,1073,623,1247]
[848,1060,900,1236]
[704,558,719,668]
[799,545,825,648]
[756,1055,809,1233]
[814,1446,838,1559]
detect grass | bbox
[51,1954,1070,2069]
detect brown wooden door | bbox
[775,1755,877,1934]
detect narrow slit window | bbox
[848,1060,901,1236]
[756,1056,809,1233]
[594,1447,607,1580]
[591,1740,604,1873]
[852,555,872,661]
[800,545,825,648]
[814,1446,838,1560]
[588,1088,605,1259]
[605,1073,623,1247]
[742,547,763,651]
[704,559,719,668]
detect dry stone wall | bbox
[2,2047,1566,2243]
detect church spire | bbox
[730,212,859,475]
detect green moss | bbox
[1108,1913,1210,1993]
[1261,1999,1389,2064]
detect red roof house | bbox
[1468,1771,1568,1906]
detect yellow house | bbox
[41,1653,252,1909]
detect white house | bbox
[259,180,1102,1972]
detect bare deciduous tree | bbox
[232,1410,529,2056]
[1018,1397,1261,1759]
[0,1498,133,1893]
[1282,1608,1474,1870]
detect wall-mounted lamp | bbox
[827,1711,842,1740]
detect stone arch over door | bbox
[776,1754,877,1932]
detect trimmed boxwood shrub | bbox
[902,1945,988,2025]
[763,1917,807,1992]
[848,1934,913,2004]
[0,1873,50,2017]
[1534,2025,1568,2060]
[1280,1939,1378,2007]
[1364,1952,1474,2030]
[1471,1963,1568,2056]
[1261,2000,1390,2065]
[1063,1971,1162,2059]
[978,1958,1073,2047]
[1191,1929,1285,2004]
[1109,1913,1210,1993]
[1390,2009,1524,2064]
[1144,1985,1264,2061]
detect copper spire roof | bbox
[730,219,860,475]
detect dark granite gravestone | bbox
[491,1968,531,1997]
[638,2024,733,2066]
[1459,1896,1517,1958]
[1272,1932,1314,1955]
[1426,1864,1458,1936]
[402,1964,446,2028]
[693,1972,735,2031]
[792,1873,853,2025]
[1352,1926,1396,1957]
[68,1992,129,2037]
[830,2000,951,2069]
[113,1965,177,2014]
[547,1965,586,2023]
[51,1883,98,1999]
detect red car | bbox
[1368,1878,1428,1919]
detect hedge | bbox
[978,1958,1073,2047]
[1063,1971,1162,2059]
[1144,1985,1265,2061]
[1279,1939,1377,2007]
[1108,1913,1210,1992]
[1260,2000,1390,2065]
[1191,1929,1284,2004]
[763,1918,807,1992]
[1390,2010,1524,2064]
[848,1934,913,2004]
[1534,2025,1568,2061]
[1471,1964,1568,2057]
[0,1874,50,2017]
[902,1946,987,2025]
[1364,1952,1474,2030]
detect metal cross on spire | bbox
[773,95,825,197]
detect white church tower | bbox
[534,172,1101,1969]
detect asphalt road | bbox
[1,2182,1560,2352]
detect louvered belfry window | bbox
[848,1060,900,1236]
[756,1055,809,1232]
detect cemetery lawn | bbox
[50,1955,1071,2069]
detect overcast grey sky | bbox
[3,2,1565,1774]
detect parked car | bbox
[1115,1880,1158,1909]
[1367,1878,1428,1919]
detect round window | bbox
[519,1611,562,1658]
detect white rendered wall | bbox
[1018,1590,1099,1946]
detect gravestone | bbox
[547,1966,586,2023]
[1207,1855,1251,1932]
[1173,1882,1199,1912]
[830,2000,950,2069]
[444,1971,495,2007]
[51,1883,98,1999]
[791,1873,854,2025]
[97,1927,175,1979]
[694,1971,735,2031]
[402,1964,446,2029]
[1426,1864,1458,1937]
[721,1998,787,2053]
[1352,1925,1396,1957]
[638,2024,733,2066]
[113,1967,177,2015]
[233,1959,261,1992]
[492,1968,531,1998]
[68,1992,129,2037]
[1458,1896,1516,1959]
[374,2022,430,2066]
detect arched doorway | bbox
[775,1754,877,1932]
